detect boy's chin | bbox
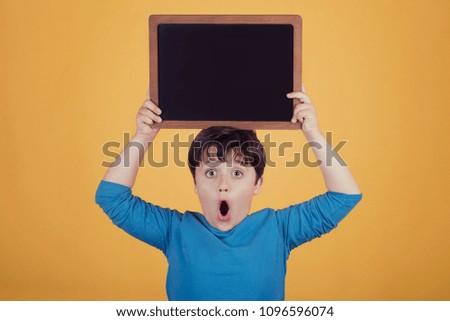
[210,217,232,230]
[215,224,234,232]
[212,215,246,232]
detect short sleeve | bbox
[276,191,362,253]
[95,180,182,254]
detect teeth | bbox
[220,201,229,216]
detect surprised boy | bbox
[95,87,362,300]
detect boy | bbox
[95,87,362,300]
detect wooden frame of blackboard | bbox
[149,15,302,129]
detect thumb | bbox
[146,89,150,100]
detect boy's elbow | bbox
[95,186,107,211]
[95,181,112,210]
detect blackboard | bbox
[149,15,302,129]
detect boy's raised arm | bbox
[287,85,361,195]
[102,92,163,188]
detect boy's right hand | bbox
[135,90,163,137]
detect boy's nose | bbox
[218,177,229,192]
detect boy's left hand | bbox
[286,85,320,135]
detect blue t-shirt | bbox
[95,180,362,300]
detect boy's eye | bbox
[205,169,216,177]
[232,170,243,177]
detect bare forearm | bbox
[304,130,361,194]
[102,131,158,188]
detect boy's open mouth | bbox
[218,200,231,221]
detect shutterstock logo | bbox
[100,132,348,168]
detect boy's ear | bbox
[253,176,263,195]
[194,185,198,195]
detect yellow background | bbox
[1,0,449,300]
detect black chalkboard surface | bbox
[149,15,302,129]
